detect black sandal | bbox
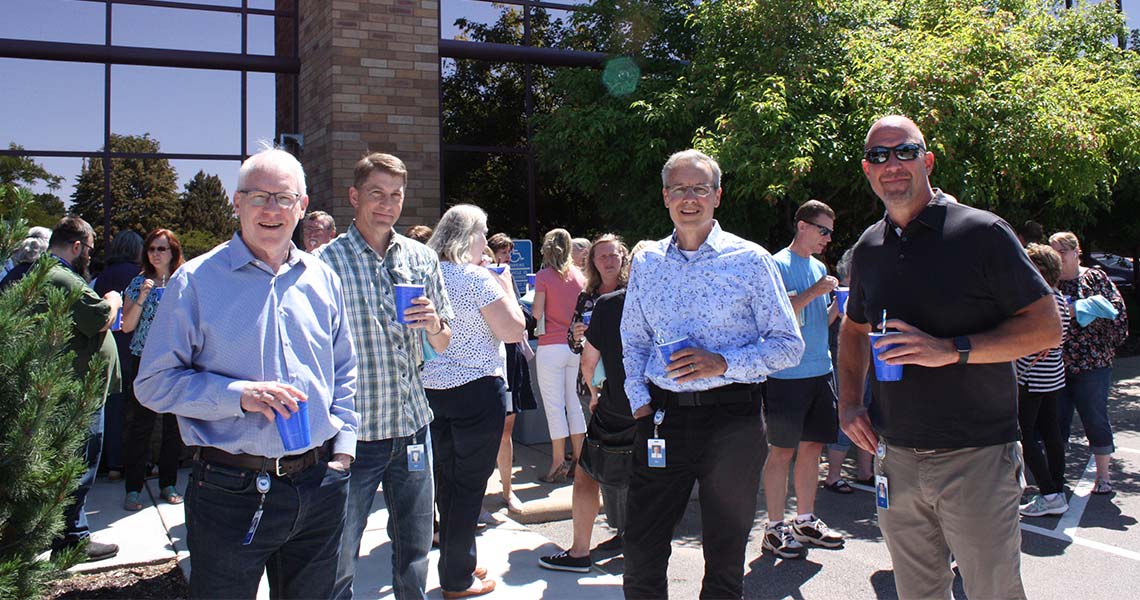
[824,479,855,494]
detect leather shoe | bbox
[442,578,496,599]
[83,541,119,562]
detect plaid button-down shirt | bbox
[316,225,453,441]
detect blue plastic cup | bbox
[526,273,536,288]
[657,336,693,365]
[275,400,311,452]
[151,287,165,302]
[111,307,122,332]
[835,287,850,314]
[394,284,425,324]
[869,332,903,382]
[488,265,506,275]
[582,310,593,326]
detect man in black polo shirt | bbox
[838,115,1061,600]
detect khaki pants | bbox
[877,442,1027,600]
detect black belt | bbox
[649,382,760,407]
[194,440,332,477]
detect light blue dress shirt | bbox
[621,222,805,413]
[135,234,359,458]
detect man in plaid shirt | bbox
[316,153,454,600]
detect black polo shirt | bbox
[847,192,1051,448]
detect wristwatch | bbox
[953,336,971,365]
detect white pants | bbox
[535,344,586,439]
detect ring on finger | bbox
[689,364,696,374]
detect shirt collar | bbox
[346,223,407,258]
[227,232,303,272]
[51,253,78,274]
[669,220,726,256]
[883,189,950,237]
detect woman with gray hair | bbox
[0,226,52,286]
[424,204,526,598]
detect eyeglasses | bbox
[239,189,302,208]
[148,246,171,253]
[863,143,926,165]
[666,184,716,199]
[802,221,833,237]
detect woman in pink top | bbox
[532,228,587,483]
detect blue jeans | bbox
[54,404,104,549]
[334,426,433,600]
[1058,366,1115,455]
[184,452,349,599]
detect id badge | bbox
[875,475,890,510]
[407,444,426,472]
[647,438,666,468]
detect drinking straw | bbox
[880,309,887,334]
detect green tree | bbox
[534,0,1140,258]
[178,170,237,258]
[0,145,65,228]
[70,134,180,256]
[0,185,107,599]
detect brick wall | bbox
[294,0,441,231]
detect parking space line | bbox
[1117,447,1140,455]
[1056,456,1096,536]
[1021,523,1140,562]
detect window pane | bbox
[0,0,105,44]
[112,4,241,53]
[0,59,105,151]
[247,72,279,155]
[443,0,520,42]
[248,14,277,56]
[111,66,241,155]
[444,151,529,238]
[442,58,527,148]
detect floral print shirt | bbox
[1058,266,1129,373]
[125,273,162,357]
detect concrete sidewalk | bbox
[70,438,601,599]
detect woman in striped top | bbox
[1016,243,1071,517]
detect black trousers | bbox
[1017,386,1066,495]
[623,399,766,600]
[124,354,182,492]
[427,376,507,592]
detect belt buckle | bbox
[274,457,287,477]
[677,391,698,406]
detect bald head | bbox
[864,115,926,149]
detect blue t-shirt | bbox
[770,248,832,379]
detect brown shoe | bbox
[442,578,496,599]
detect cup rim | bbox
[657,336,690,347]
[394,283,424,289]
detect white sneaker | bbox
[791,516,844,548]
[1020,494,1068,517]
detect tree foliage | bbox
[70,134,180,258]
[533,0,1140,259]
[178,171,237,258]
[0,146,65,228]
[0,185,106,599]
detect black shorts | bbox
[763,373,838,448]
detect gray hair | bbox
[661,149,722,189]
[11,233,50,264]
[237,143,307,197]
[428,204,487,264]
[836,247,855,283]
[106,230,144,264]
[571,238,591,252]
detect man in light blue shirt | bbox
[620,149,803,599]
[136,148,358,599]
[762,199,845,560]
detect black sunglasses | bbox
[802,220,833,237]
[863,143,926,164]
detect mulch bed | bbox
[44,559,188,599]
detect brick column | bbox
[293,0,441,230]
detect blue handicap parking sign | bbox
[510,239,533,297]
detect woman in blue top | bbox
[120,228,185,510]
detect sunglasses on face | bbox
[863,143,926,164]
[148,246,170,253]
[802,221,833,237]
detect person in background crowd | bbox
[571,237,591,272]
[405,224,434,244]
[822,247,874,493]
[136,147,358,598]
[93,230,144,482]
[621,149,803,598]
[120,228,186,510]
[762,199,844,559]
[485,231,535,512]
[567,235,629,395]
[424,204,525,598]
[539,236,641,573]
[303,210,338,251]
[37,217,123,563]
[1017,220,1044,248]
[532,228,587,484]
[0,225,51,285]
[840,115,1060,600]
[316,152,453,600]
[1050,231,1129,495]
[1017,243,1072,517]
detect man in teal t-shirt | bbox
[761,200,844,559]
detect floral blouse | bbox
[1057,267,1129,373]
[124,274,163,357]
